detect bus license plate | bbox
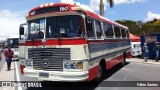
[39,72,49,78]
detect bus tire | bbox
[95,60,106,82]
[121,53,126,66]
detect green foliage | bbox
[107,0,114,8]
[115,19,160,36]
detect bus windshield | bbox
[6,38,19,48]
[27,15,84,40]
[27,18,45,40]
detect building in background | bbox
[141,33,160,58]
[0,40,5,48]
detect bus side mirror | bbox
[19,27,24,35]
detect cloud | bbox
[0,32,8,40]
[60,0,146,14]
[0,10,26,39]
[60,0,94,12]
[145,11,160,21]
[114,0,147,5]
[60,0,107,12]
[60,0,74,4]
[89,0,108,11]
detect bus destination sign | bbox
[29,6,69,16]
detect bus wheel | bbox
[121,53,126,66]
[95,60,106,82]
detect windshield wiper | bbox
[31,29,40,41]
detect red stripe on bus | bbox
[106,55,123,70]
[23,38,87,46]
[126,52,132,58]
[88,65,99,81]
[19,39,130,46]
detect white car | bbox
[131,42,142,57]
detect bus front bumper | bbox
[24,68,88,82]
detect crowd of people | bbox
[142,42,160,62]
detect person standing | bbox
[154,42,160,61]
[4,47,14,71]
[143,43,149,62]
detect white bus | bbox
[19,3,131,82]
[5,35,19,60]
[131,42,142,57]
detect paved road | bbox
[0,54,5,71]
[13,58,160,90]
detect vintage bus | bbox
[19,3,131,82]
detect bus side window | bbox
[103,22,114,38]
[86,18,95,38]
[95,20,102,39]
[126,30,129,39]
[114,26,121,38]
[121,28,126,39]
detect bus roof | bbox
[27,3,128,30]
[8,35,19,39]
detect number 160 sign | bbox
[60,6,69,11]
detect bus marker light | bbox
[78,62,83,69]
[40,4,44,8]
[50,3,54,6]
[45,3,49,7]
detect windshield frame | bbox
[26,14,86,40]
[27,18,45,40]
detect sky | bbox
[0,0,160,39]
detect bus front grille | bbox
[28,48,70,71]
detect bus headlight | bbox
[72,62,78,69]
[26,62,30,67]
[64,61,83,70]
[26,60,33,67]
[64,62,71,69]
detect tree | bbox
[107,0,114,8]
[116,19,160,36]
[100,0,114,16]
[115,20,140,36]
